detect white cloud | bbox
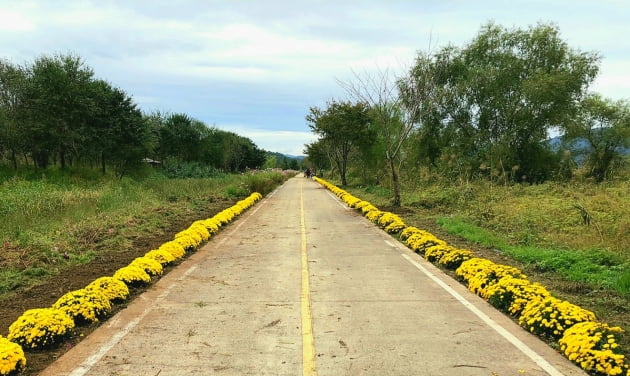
[217,125,317,156]
[0,0,629,156]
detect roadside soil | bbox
[0,197,234,375]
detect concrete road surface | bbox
[41,176,586,376]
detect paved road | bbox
[41,176,586,376]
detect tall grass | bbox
[339,176,629,294]
[0,168,290,296]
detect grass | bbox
[0,167,291,297]
[437,216,630,295]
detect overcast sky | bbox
[1,0,628,155]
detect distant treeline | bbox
[305,22,630,206]
[0,53,271,177]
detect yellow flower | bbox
[52,289,112,324]
[0,336,26,375]
[130,256,164,276]
[7,308,75,350]
[113,265,151,286]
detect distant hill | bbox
[264,151,303,169]
[548,136,629,155]
[283,154,305,160]
[548,135,629,165]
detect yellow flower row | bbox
[2,192,263,373]
[314,177,629,376]
[0,336,26,375]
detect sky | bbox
[1,0,629,156]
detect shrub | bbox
[485,277,550,316]
[0,336,26,376]
[52,289,112,324]
[7,308,75,350]
[405,231,446,255]
[436,248,475,270]
[85,276,129,303]
[113,265,151,286]
[519,296,597,339]
[144,249,176,265]
[559,322,629,376]
[130,256,164,276]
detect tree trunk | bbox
[101,152,106,175]
[10,149,17,169]
[388,157,401,207]
[60,149,66,169]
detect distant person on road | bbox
[304,168,311,178]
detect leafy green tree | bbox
[304,140,331,173]
[565,94,630,181]
[21,53,96,168]
[306,100,371,185]
[403,22,600,182]
[157,113,206,162]
[288,158,300,170]
[0,59,28,168]
[86,80,153,177]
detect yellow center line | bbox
[300,182,318,376]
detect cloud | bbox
[217,124,318,156]
[1,0,628,157]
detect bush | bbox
[559,322,629,376]
[113,265,151,286]
[129,257,164,277]
[52,289,112,324]
[85,276,129,303]
[7,308,75,350]
[519,296,597,339]
[0,336,26,376]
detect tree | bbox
[0,59,27,169]
[303,140,331,174]
[338,66,432,206]
[306,100,371,185]
[88,80,153,178]
[21,53,96,168]
[565,94,630,182]
[404,22,600,183]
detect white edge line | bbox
[398,251,566,376]
[324,191,349,209]
[68,188,280,375]
[69,265,199,376]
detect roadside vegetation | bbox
[0,167,291,300]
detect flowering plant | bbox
[485,277,550,316]
[173,231,201,251]
[159,241,186,259]
[8,308,75,350]
[400,226,422,241]
[519,296,597,339]
[113,265,151,286]
[52,288,112,324]
[198,218,220,234]
[0,336,26,376]
[559,322,629,376]
[187,223,211,242]
[456,258,526,296]
[144,249,176,265]
[130,256,164,276]
[366,210,385,223]
[436,247,475,270]
[85,276,129,303]
[405,232,446,254]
